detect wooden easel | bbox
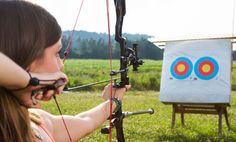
[171,104,230,136]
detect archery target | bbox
[194,57,219,80]
[170,57,193,79]
[160,39,232,104]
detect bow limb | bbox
[113,0,126,142]
[114,0,128,88]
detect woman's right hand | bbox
[12,71,68,108]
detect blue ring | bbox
[194,57,219,80]
[170,57,193,80]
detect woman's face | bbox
[28,39,64,73]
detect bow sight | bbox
[110,43,143,75]
[124,43,144,72]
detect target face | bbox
[170,57,193,79]
[194,57,219,80]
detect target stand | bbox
[171,103,230,136]
[159,38,233,136]
[167,48,230,135]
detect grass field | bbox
[41,60,236,142]
[42,91,236,142]
[64,60,236,91]
[64,59,162,91]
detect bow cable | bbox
[53,0,85,142]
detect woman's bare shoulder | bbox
[28,108,52,117]
[28,108,54,131]
[28,108,55,125]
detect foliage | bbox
[233,51,236,60]
[61,30,236,60]
[42,91,236,142]
[61,30,163,60]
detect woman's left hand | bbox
[102,84,131,101]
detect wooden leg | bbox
[171,104,176,129]
[218,106,223,136]
[170,104,229,135]
[180,105,185,127]
[224,107,230,130]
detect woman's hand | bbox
[102,84,131,101]
[12,71,68,108]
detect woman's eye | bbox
[57,50,64,58]
[56,53,62,59]
[56,53,60,57]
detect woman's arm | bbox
[0,52,68,107]
[45,86,129,142]
[0,52,30,89]
[50,100,117,142]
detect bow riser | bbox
[102,0,144,141]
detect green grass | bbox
[40,60,236,141]
[42,91,236,142]
[64,59,162,91]
[64,60,236,91]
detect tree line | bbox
[61,30,236,60]
[60,30,163,60]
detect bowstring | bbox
[63,0,85,63]
[53,0,85,142]
[105,0,113,141]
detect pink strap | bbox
[38,124,56,142]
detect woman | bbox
[0,1,128,142]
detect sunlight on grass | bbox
[42,91,236,142]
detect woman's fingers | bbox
[125,85,131,91]
[102,84,131,100]
[35,90,58,101]
[18,94,41,108]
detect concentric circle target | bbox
[170,57,193,79]
[194,57,219,80]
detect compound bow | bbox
[100,1,154,142]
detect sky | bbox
[27,0,236,42]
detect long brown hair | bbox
[0,1,61,142]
